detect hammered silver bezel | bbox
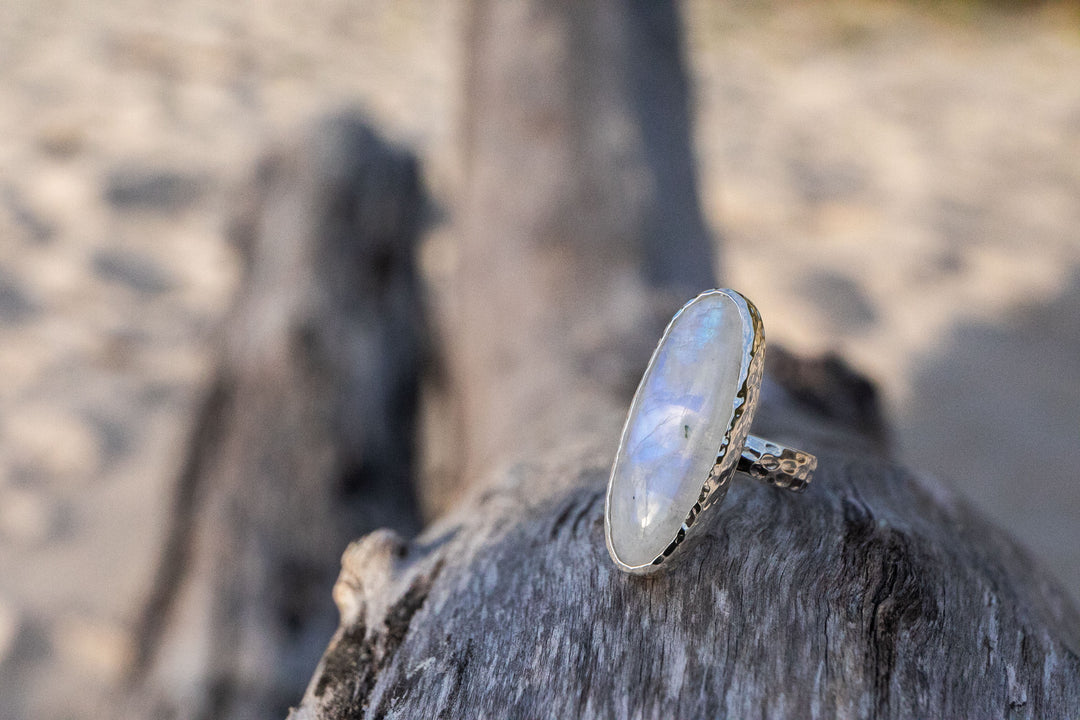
[604,288,765,575]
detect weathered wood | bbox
[293,366,1080,719]
[126,112,428,720]
[447,0,716,486]
[290,1,1080,718]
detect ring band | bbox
[605,289,816,574]
[738,435,816,492]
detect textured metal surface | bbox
[738,435,816,492]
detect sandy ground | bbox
[0,1,1077,718]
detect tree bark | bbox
[289,1,1080,719]
[126,112,428,720]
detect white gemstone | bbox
[607,291,749,567]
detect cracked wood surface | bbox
[293,378,1080,718]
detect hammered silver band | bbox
[738,435,817,492]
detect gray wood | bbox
[290,1,1080,718]
[292,375,1080,719]
[125,112,428,720]
[445,0,717,488]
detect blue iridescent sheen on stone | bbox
[607,291,747,567]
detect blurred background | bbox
[0,0,1077,717]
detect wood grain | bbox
[292,385,1080,718]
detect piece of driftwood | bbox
[290,1,1080,718]
[447,0,716,485]
[125,113,428,720]
[292,370,1080,719]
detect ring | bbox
[604,288,817,574]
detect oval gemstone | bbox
[607,291,750,568]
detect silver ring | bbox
[604,288,817,575]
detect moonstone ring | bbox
[604,288,816,574]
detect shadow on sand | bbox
[898,269,1080,604]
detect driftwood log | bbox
[126,114,428,720]
[286,1,1080,719]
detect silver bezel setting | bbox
[604,288,765,575]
